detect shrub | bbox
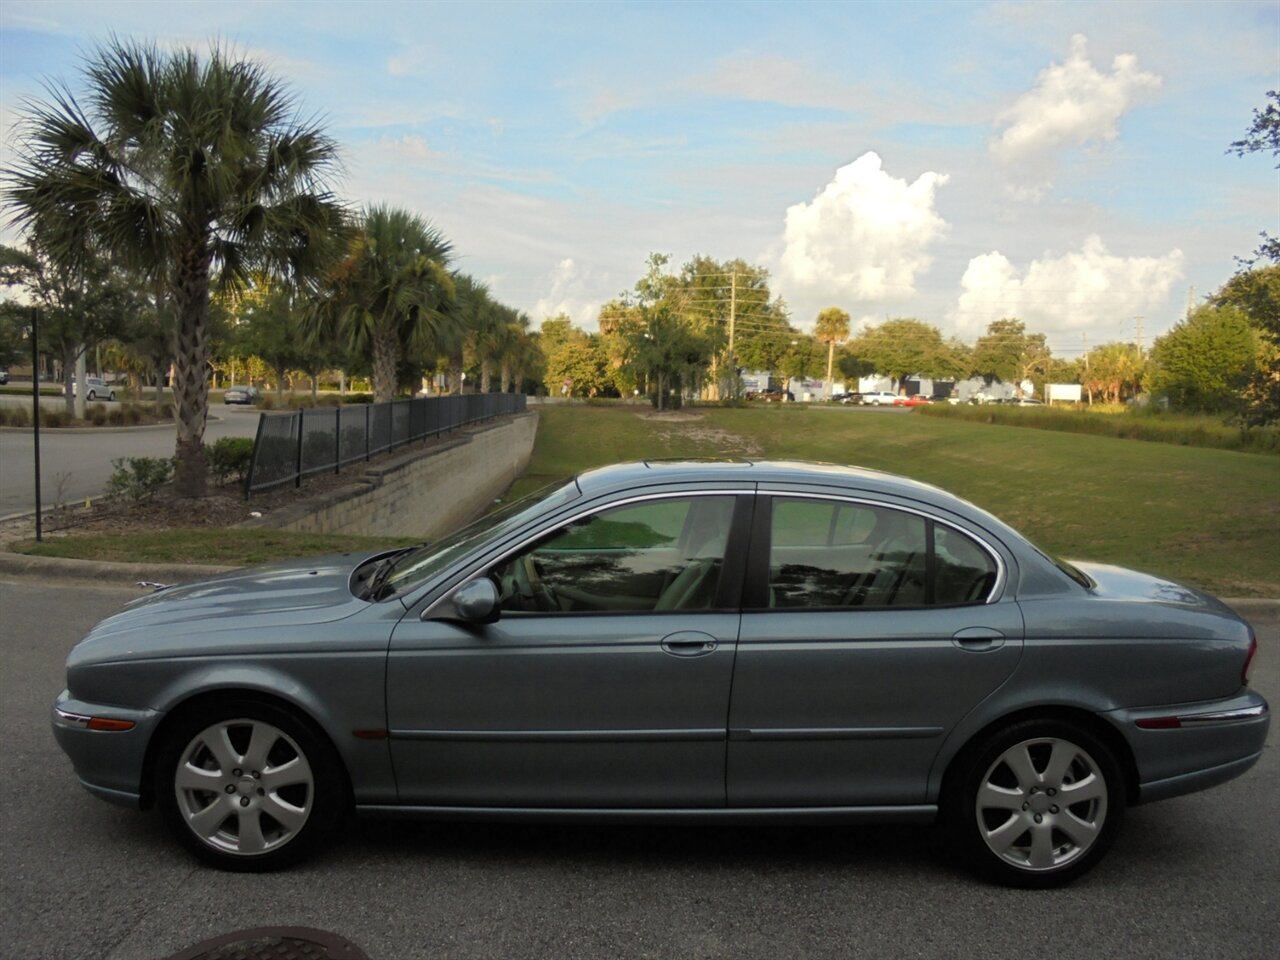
[206,436,255,487]
[106,456,173,502]
[124,404,144,425]
[89,403,108,425]
[342,393,373,404]
[260,394,277,410]
[39,409,69,428]
[107,407,125,425]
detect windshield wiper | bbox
[362,547,415,601]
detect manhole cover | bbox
[160,926,369,960]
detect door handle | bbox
[661,631,718,657]
[951,627,1006,651]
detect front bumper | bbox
[1105,690,1270,804]
[51,690,161,809]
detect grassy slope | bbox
[518,404,1280,597]
[17,403,1277,595]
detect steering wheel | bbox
[514,555,558,612]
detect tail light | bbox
[1243,631,1258,686]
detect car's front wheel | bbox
[945,719,1124,887]
[155,699,345,871]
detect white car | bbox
[862,391,899,406]
[72,377,116,401]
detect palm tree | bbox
[3,40,344,495]
[317,206,456,402]
[814,307,851,399]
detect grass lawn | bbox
[16,403,1277,596]
[15,529,419,566]
[513,404,1280,597]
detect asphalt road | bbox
[1,579,1276,960]
[0,408,262,518]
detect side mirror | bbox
[448,578,501,624]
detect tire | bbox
[154,699,346,871]
[107,391,116,402]
[943,719,1124,888]
[86,390,96,400]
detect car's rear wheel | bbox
[155,699,345,871]
[86,390,96,400]
[945,719,1124,887]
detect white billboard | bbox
[1047,383,1082,404]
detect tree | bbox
[316,206,456,403]
[1210,265,1279,424]
[1148,307,1256,413]
[234,278,330,401]
[4,40,344,495]
[814,307,850,397]
[1228,90,1280,265]
[1082,342,1145,405]
[971,318,1050,393]
[847,318,959,388]
[0,242,136,414]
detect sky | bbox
[1,0,1277,357]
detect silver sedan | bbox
[51,460,1268,886]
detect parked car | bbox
[71,377,116,401]
[0,369,9,385]
[894,395,932,407]
[832,392,863,405]
[52,461,1268,886]
[862,391,899,405]
[223,385,261,405]
[753,388,794,403]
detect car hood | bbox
[79,552,378,647]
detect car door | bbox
[386,491,752,808]
[727,493,1024,807]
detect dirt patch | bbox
[636,410,763,457]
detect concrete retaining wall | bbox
[241,412,538,540]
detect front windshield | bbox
[377,478,581,597]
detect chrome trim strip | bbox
[389,727,724,743]
[1178,704,1268,725]
[356,804,939,825]
[730,726,945,741]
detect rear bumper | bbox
[1104,690,1270,804]
[51,690,159,809]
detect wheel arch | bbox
[936,705,1140,808]
[139,687,353,811]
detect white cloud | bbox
[777,152,950,301]
[533,259,603,329]
[376,134,439,163]
[991,34,1161,163]
[950,235,1185,339]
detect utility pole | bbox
[727,272,737,398]
[1134,315,1145,358]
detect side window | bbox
[491,495,735,614]
[769,499,923,608]
[766,498,995,609]
[934,526,999,605]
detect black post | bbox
[245,411,267,500]
[31,307,42,542]
[334,406,340,476]
[295,408,304,488]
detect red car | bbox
[894,395,932,407]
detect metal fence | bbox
[245,393,528,496]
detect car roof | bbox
[576,458,978,516]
